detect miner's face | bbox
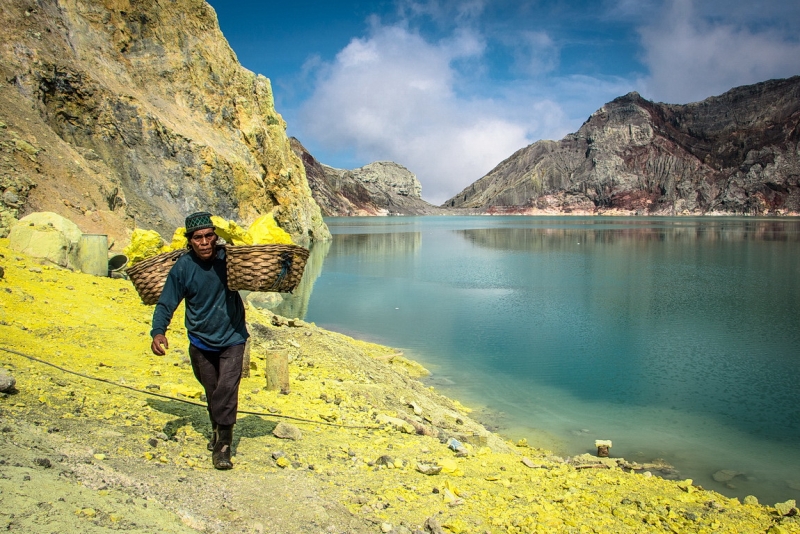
[190,229,218,261]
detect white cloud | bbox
[299,22,541,204]
[510,30,559,76]
[638,0,800,103]
[297,14,644,204]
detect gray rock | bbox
[416,463,442,475]
[2,189,20,206]
[0,369,15,392]
[272,422,302,440]
[375,455,394,467]
[424,516,446,534]
[712,469,743,483]
[521,457,541,468]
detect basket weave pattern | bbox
[225,244,309,293]
[126,250,187,305]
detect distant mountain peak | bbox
[290,138,445,216]
[444,76,800,216]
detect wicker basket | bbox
[225,244,309,293]
[126,250,187,305]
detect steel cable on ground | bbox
[0,345,381,430]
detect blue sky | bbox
[206,0,800,204]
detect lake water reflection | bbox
[273,216,800,504]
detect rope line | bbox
[0,345,380,430]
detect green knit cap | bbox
[184,212,214,234]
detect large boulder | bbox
[8,212,82,268]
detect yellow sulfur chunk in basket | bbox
[246,214,293,245]
[124,229,168,265]
[211,216,252,246]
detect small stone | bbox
[743,495,759,505]
[272,422,302,440]
[381,523,393,533]
[521,457,540,468]
[416,463,442,475]
[0,369,15,392]
[376,414,415,434]
[774,500,797,516]
[275,457,290,468]
[15,139,39,156]
[446,437,467,455]
[424,515,446,534]
[34,457,51,468]
[712,469,742,483]
[375,455,394,467]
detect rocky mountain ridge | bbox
[291,138,445,216]
[0,0,328,246]
[445,76,800,216]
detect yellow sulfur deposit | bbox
[245,214,293,245]
[2,237,799,533]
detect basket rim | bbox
[126,249,187,275]
[225,243,308,251]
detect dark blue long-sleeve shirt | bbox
[150,248,249,350]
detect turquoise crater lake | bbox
[273,216,800,504]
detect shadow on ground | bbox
[147,398,278,449]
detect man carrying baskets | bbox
[150,211,249,470]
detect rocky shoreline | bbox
[1,239,798,533]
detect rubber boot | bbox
[212,425,233,470]
[207,421,218,452]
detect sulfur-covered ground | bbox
[0,238,798,534]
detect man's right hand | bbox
[151,334,169,355]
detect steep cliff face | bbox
[0,0,329,245]
[445,77,800,216]
[290,137,445,216]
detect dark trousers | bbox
[188,343,244,427]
